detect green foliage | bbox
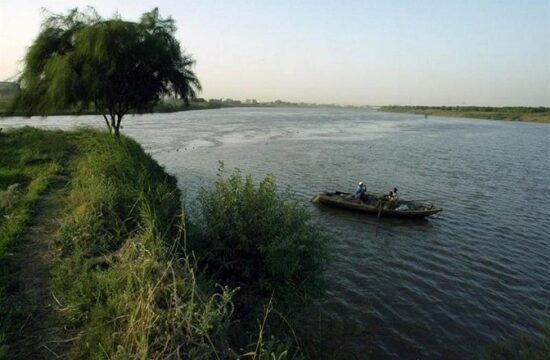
[1,128,314,358]
[0,128,74,357]
[49,132,236,358]
[379,105,550,123]
[153,98,224,113]
[13,7,201,135]
[0,127,73,259]
[190,165,327,358]
[0,82,18,114]
[193,163,328,312]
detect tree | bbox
[13,8,201,136]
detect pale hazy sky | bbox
[1,0,549,106]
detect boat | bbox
[311,191,442,219]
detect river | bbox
[2,107,549,359]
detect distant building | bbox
[244,99,258,104]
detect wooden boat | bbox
[311,191,442,219]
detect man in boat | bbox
[354,181,367,201]
[382,190,397,209]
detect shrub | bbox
[192,163,328,312]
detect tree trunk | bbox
[102,114,112,134]
[113,114,123,137]
[109,114,116,135]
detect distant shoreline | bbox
[378,106,550,124]
[4,100,550,124]
[0,98,368,118]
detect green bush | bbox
[192,164,328,312]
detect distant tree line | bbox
[382,105,549,113]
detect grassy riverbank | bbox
[379,106,550,123]
[0,128,233,358]
[0,127,327,359]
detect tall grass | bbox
[50,133,239,359]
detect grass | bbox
[47,131,238,358]
[0,128,234,358]
[379,106,550,123]
[0,127,76,357]
[1,127,322,359]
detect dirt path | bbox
[6,177,72,359]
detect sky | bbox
[1,0,549,106]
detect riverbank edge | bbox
[378,106,550,123]
[0,127,291,359]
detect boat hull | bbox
[312,192,442,219]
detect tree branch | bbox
[102,114,112,133]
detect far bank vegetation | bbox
[379,105,550,123]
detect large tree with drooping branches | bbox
[14,7,201,135]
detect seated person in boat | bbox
[354,181,367,201]
[383,190,397,209]
[393,188,399,201]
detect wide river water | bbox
[1,108,549,359]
